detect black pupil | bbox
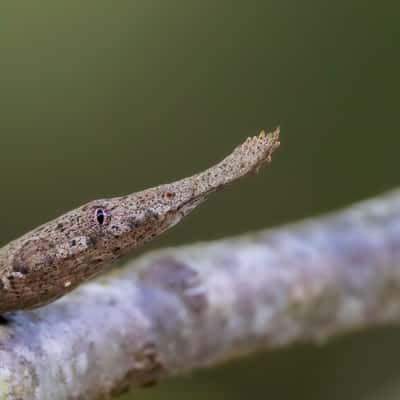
[96,209,105,225]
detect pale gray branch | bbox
[1,190,400,399]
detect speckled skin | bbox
[0,129,279,312]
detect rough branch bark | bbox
[1,189,400,399]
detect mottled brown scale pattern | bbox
[0,129,280,312]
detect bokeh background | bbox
[1,1,399,399]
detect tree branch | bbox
[1,189,400,399]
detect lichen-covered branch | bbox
[2,189,400,399]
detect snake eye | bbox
[95,208,106,225]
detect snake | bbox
[0,129,280,312]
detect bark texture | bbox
[1,189,400,399]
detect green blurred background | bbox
[1,1,399,399]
